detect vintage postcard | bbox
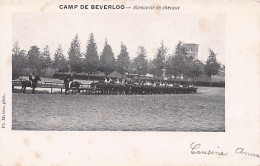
[0,0,259,165]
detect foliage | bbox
[183,59,203,80]
[54,45,69,72]
[99,39,116,77]
[166,41,187,79]
[41,45,53,75]
[153,41,167,77]
[132,46,148,76]
[204,49,221,78]
[116,42,130,77]
[12,38,220,83]
[165,41,204,80]
[190,60,203,80]
[43,45,52,67]
[84,33,99,76]
[27,45,45,75]
[68,34,82,73]
[148,59,156,77]
[12,42,28,78]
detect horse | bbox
[60,76,81,94]
[21,76,41,94]
[70,81,81,93]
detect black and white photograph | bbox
[1,0,260,166]
[11,13,225,131]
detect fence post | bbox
[51,82,53,93]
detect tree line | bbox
[12,33,223,81]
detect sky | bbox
[12,13,225,64]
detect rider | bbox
[69,74,74,88]
[104,77,109,83]
[116,79,120,84]
[29,72,34,87]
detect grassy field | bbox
[12,87,225,131]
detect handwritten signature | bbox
[190,142,260,159]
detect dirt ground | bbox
[12,87,225,131]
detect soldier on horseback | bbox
[69,74,74,88]
[21,74,41,93]
[29,72,34,87]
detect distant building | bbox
[183,43,199,60]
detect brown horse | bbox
[21,76,41,94]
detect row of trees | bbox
[12,33,222,81]
[12,43,53,77]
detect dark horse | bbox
[60,76,81,94]
[21,76,41,94]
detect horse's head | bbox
[60,76,67,81]
[35,76,41,81]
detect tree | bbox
[84,33,99,76]
[148,59,156,77]
[99,39,116,77]
[116,42,130,78]
[185,59,203,81]
[28,45,44,75]
[220,64,225,71]
[166,41,187,80]
[42,45,52,75]
[43,45,52,65]
[175,41,187,57]
[12,42,28,78]
[54,45,69,72]
[204,49,221,81]
[68,34,82,73]
[191,62,203,81]
[153,41,167,77]
[132,46,148,77]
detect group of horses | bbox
[90,81,197,95]
[20,76,197,95]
